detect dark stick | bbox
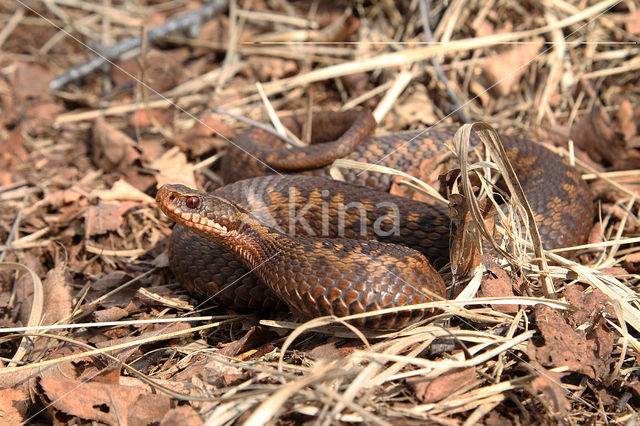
[49,0,229,92]
[418,0,471,124]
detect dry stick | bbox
[0,6,25,48]
[418,0,471,124]
[455,123,554,296]
[53,0,619,125]
[257,82,305,146]
[535,12,565,126]
[48,0,229,91]
[213,108,301,147]
[0,263,44,367]
[254,0,618,98]
[0,192,28,263]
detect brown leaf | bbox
[92,117,140,172]
[624,10,640,34]
[47,188,83,209]
[130,108,172,128]
[172,354,250,388]
[218,326,280,358]
[0,389,27,424]
[571,106,640,170]
[485,411,515,426]
[22,101,64,132]
[110,58,140,85]
[42,259,73,325]
[526,360,569,417]
[92,271,133,291]
[482,37,543,96]
[2,128,29,166]
[91,179,155,204]
[407,367,475,403]
[532,301,613,380]
[93,306,130,322]
[308,341,358,360]
[564,284,615,326]
[447,194,495,280]
[389,84,437,127]
[12,63,53,100]
[623,251,640,264]
[249,56,299,81]
[150,148,196,188]
[172,113,233,156]
[143,49,189,93]
[616,99,637,141]
[341,72,373,98]
[40,376,171,425]
[160,406,204,426]
[478,266,519,314]
[84,200,137,237]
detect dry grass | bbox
[1,0,639,424]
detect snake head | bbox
[156,184,246,239]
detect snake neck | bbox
[206,214,282,270]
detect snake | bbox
[157,111,594,329]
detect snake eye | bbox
[185,196,200,209]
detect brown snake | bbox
[158,111,594,329]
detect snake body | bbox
[160,111,594,329]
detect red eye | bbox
[185,196,199,209]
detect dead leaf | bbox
[93,306,130,322]
[110,58,140,86]
[160,405,204,426]
[485,411,515,426]
[308,340,358,360]
[47,188,83,209]
[446,194,495,281]
[563,284,614,323]
[525,360,570,416]
[22,101,64,132]
[389,151,450,201]
[150,148,196,188]
[144,49,189,92]
[478,265,519,314]
[341,72,374,102]
[92,271,133,291]
[616,99,636,141]
[92,117,140,172]
[12,63,53,100]
[40,376,171,425]
[41,259,73,325]
[390,84,437,127]
[483,37,544,96]
[172,113,234,156]
[624,10,640,34]
[172,354,250,388]
[0,389,27,424]
[249,56,298,81]
[570,106,640,170]
[91,178,155,204]
[130,109,172,128]
[407,367,475,403]
[532,302,613,380]
[218,326,279,358]
[84,200,137,236]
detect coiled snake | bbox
[157,111,594,329]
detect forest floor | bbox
[1,0,640,424]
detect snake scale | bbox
[157,111,594,329]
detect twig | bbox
[48,0,229,91]
[418,0,471,123]
[214,108,303,147]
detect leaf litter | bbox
[0,0,639,424]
